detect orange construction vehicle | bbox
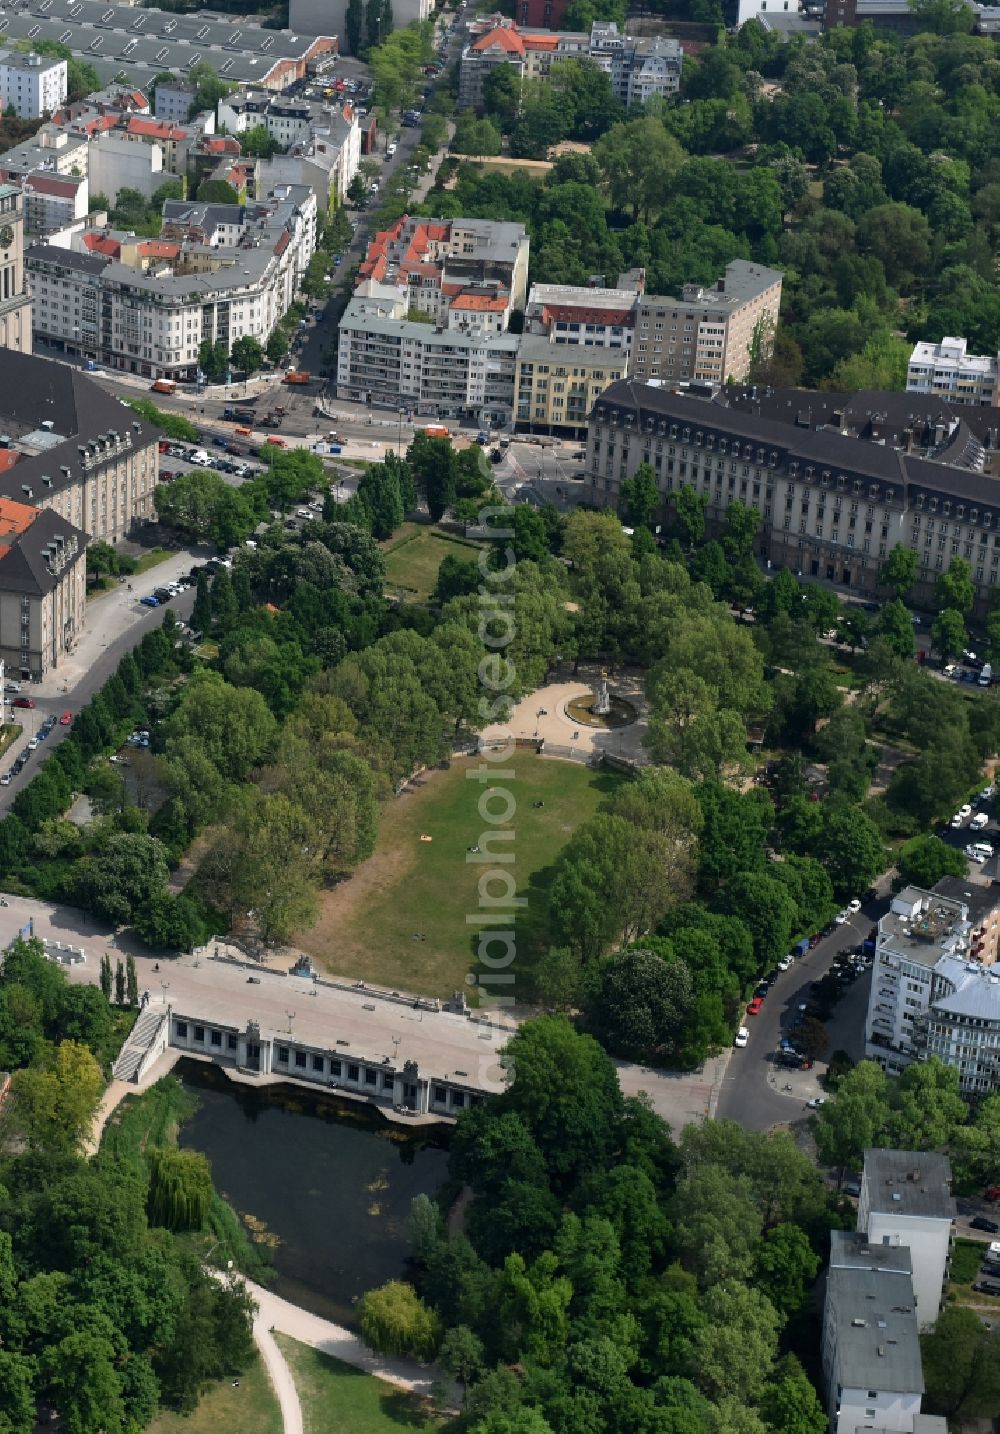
[283,370,311,385]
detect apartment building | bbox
[515,333,629,431]
[858,1150,955,1331]
[861,884,1000,1093]
[0,185,32,357]
[336,289,519,423]
[457,16,680,111]
[27,185,317,379]
[523,277,642,351]
[0,51,66,119]
[21,172,89,240]
[0,497,86,680]
[255,102,361,207]
[585,379,1000,620]
[152,80,196,125]
[822,1229,947,1434]
[358,215,530,318]
[630,261,783,387]
[907,336,999,409]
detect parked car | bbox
[11,697,34,708]
[970,1216,1000,1234]
[59,710,72,725]
[746,997,764,1016]
[972,1280,1000,1296]
[806,1097,827,1109]
[984,1185,1000,1202]
[140,595,159,607]
[734,1026,749,1048]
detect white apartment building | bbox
[27,185,317,379]
[0,51,66,119]
[822,1230,947,1434]
[337,290,519,423]
[865,884,1000,1093]
[858,1150,955,1332]
[907,337,999,408]
[630,260,784,387]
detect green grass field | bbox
[300,752,619,998]
[275,1337,439,1433]
[382,524,483,603]
[146,1355,282,1434]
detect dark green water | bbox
[175,1060,449,1327]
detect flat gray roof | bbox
[863,1149,955,1221]
[0,0,331,86]
[829,1230,913,1277]
[826,1265,922,1394]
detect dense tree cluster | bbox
[377,1017,832,1434]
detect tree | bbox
[618,463,659,529]
[594,118,686,223]
[125,952,138,1008]
[10,1039,103,1154]
[759,1355,827,1434]
[439,1324,485,1402]
[230,336,263,378]
[78,832,170,926]
[691,1283,781,1403]
[935,557,975,616]
[162,671,277,783]
[192,571,212,634]
[754,1228,821,1319]
[358,1281,442,1362]
[114,958,125,1006]
[197,337,228,382]
[921,1307,1000,1420]
[99,951,112,1002]
[147,1147,213,1232]
[889,1058,967,1150]
[672,483,709,550]
[40,1331,125,1434]
[498,1017,624,1191]
[880,544,918,597]
[814,1060,890,1181]
[896,834,967,889]
[586,947,693,1062]
[814,800,885,897]
[931,607,966,661]
[196,178,240,205]
[877,598,916,659]
[408,431,458,520]
[909,0,975,31]
[0,1349,35,1434]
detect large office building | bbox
[907,336,999,409]
[629,260,783,388]
[27,185,316,380]
[585,378,1000,620]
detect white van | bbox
[971,842,994,862]
[980,663,993,687]
[971,812,990,831]
[189,449,211,467]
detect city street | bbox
[716,899,885,1131]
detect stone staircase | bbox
[113,1007,166,1083]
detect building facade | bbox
[630,260,783,387]
[0,51,66,119]
[515,333,629,431]
[0,186,32,357]
[585,380,1000,620]
[27,185,316,379]
[907,336,999,409]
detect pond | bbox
[176,1060,450,1328]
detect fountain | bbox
[565,676,636,730]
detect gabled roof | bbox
[471,25,526,53]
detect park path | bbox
[253,1305,304,1434]
[242,1277,437,1399]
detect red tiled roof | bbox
[137,240,180,259]
[471,26,525,54]
[126,117,188,141]
[82,233,122,257]
[542,304,634,326]
[453,293,508,312]
[0,494,35,535]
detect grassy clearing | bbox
[299,752,619,998]
[146,1354,282,1434]
[951,1237,986,1287]
[275,1335,440,1434]
[132,546,176,576]
[382,523,483,603]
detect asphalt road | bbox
[716,899,885,1131]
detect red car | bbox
[985,1185,1000,1202]
[746,997,764,1016]
[59,710,72,725]
[12,696,35,709]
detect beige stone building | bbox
[630,260,782,388]
[515,333,629,431]
[0,184,33,356]
[0,496,87,680]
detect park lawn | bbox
[131,546,176,576]
[146,1354,282,1434]
[275,1335,440,1434]
[382,524,483,603]
[299,752,619,999]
